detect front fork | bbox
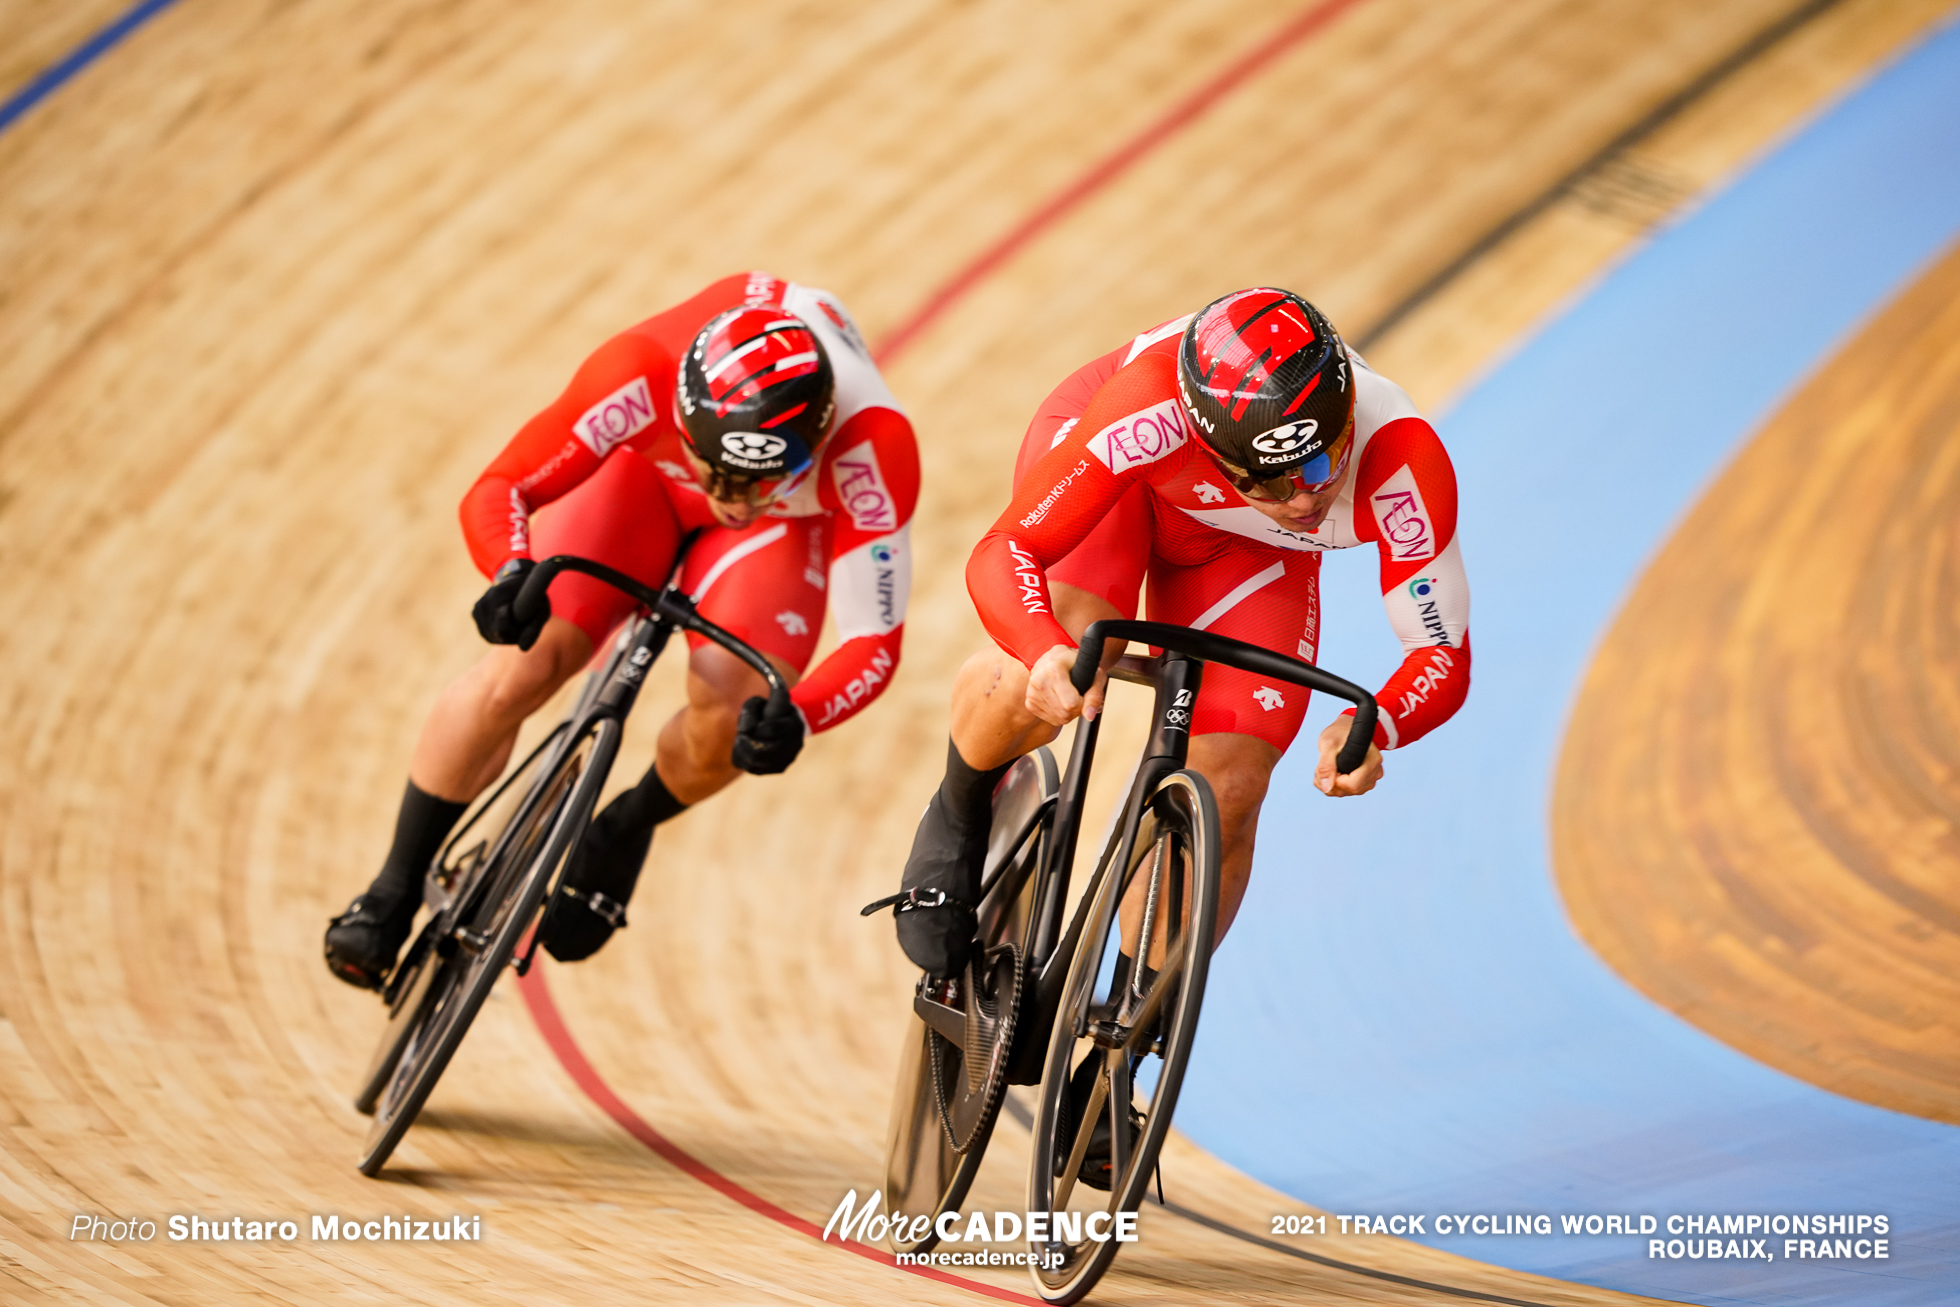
[1014,652,1204,1080]
[504,613,673,976]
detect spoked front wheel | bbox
[1026,769,1219,1304]
[356,716,619,1176]
[352,722,573,1117]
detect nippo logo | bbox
[1407,575,1437,599]
[832,441,897,532]
[1087,399,1187,473]
[1251,420,1317,457]
[1370,464,1436,561]
[722,431,789,463]
[573,376,656,457]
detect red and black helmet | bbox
[676,306,836,489]
[1176,288,1353,478]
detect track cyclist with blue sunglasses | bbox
[886,288,1471,998]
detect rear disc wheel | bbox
[881,748,1055,1254]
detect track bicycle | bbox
[876,619,1375,1303]
[351,549,788,1177]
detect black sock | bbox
[370,781,468,913]
[938,739,1011,848]
[598,762,688,837]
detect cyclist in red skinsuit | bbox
[325,272,918,989]
[880,289,1468,985]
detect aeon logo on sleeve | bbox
[1087,399,1186,473]
[831,442,897,532]
[1369,464,1437,561]
[573,376,657,457]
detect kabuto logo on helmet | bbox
[721,432,790,468]
[1177,288,1353,475]
[678,301,836,479]
[1251,420,1319,463]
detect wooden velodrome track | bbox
[0,0,1951,1302]
[1554,239,1960,1129]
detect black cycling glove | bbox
[732,696,805,775]
[472,558,548,650]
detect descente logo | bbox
[822,1190,1137,1247]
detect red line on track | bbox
[516,965,1041,1304]
[872,0,1371,365]
[519,3,1367,1298]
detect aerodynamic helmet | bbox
[676,305,836,500]
[1176,289,1354,496]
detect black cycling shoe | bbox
[1058,1051,1146,1192]
[538,793,653,963]
[323,890,418,991]
[889,792,983,979]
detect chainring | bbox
[929,944,1023,1153]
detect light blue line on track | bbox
[1177,14,1960,1305]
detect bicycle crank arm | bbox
[913,989,966,1047]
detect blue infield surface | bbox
[1177,13,1960,1305]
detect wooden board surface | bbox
[0,2,135,108]
[1553,237,1960,1126]
[0,0,1950,1301]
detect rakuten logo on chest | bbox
[1087,400,1186,473]
[1370,464,1437,561]
[832,442,896,532]
[573,376,657,457]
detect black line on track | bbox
[1354,0,1855,350]
[999,1092,1640,1307]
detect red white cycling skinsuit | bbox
[459,272,918,734]
[969,316,1469,752]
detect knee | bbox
[1188,737,1277,832]
[1208,768,1270,829]
[689,689,744,742]
[680,646,776,754]
[953,650,1027,714]
[475,626,584,724]
[478,658,562,724]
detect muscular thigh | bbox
[1145,544,1323,751]
[529,451,684,646]
[678,514,831,672]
